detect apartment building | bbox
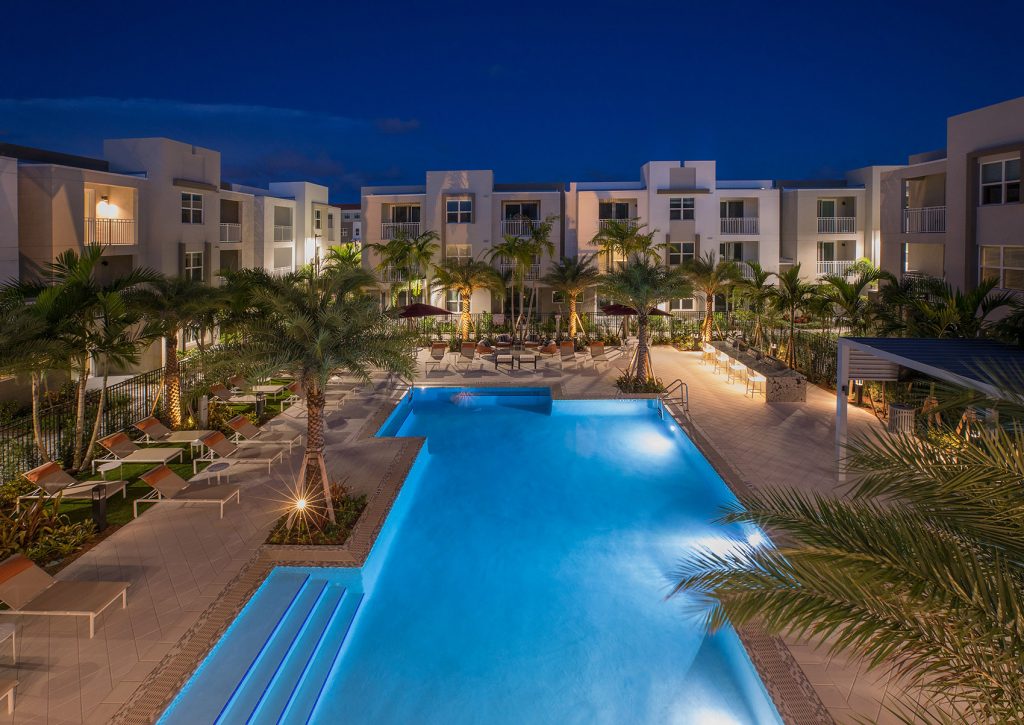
[331,203,362,245]
[880,96,1024,292]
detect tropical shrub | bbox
[615,374,665,394]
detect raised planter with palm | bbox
[431,260,504,342]
[541,254,600,338]
[683,251,740,344]
[735,261,775,350]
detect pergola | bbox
[835,337,1024,465]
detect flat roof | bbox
[0,142,109,172]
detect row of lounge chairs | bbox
[426,340,629,373]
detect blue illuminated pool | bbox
[162,387,782,724]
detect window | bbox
[817,199,837,218]
[446,243,472,263]
[445,290,461,313]
[313,209,322,233]
[669,197,694,221]
[667,241,695,266]
[389,204,420,223]
[504,202,539,220]
[981,245,1024,290]
[446,198,473,223]
[981,158,1021,205]
[181,193,203,224]
[599,202,631,220]
[184,251,203,281]
[342,227,350,239]
[273,206,293,241]
[218,250,240,275]
[327,213,334,230]
[719,242,744,261]
[720,200,744,219]
[669,298,695,311]
[552,290,565,304]
[273,246,293,270]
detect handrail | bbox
[662,379,689,414]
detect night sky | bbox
[3,0,1022,201]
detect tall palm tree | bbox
[138,276,222,428]
[591,219,661,271]
[324,243,362,271]
[599,256,692,381]
[488,231,541,342]
[220,264,414,523]
[683,252,740,344]
[366,229,439,306]
[819,267,890,336]
[735,261,775,350]
[431,260,504,341]
[541,254,600,338]
[768,264,817,367]
[519,216,557,334]
[671,393,1024,722]
[407,231,441,302]
[889,277,1014,339]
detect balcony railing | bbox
[902,206,946,233]
[816,260,856,277]
[735,263,756,280]
[501,218,540,237]
[381,222,421,240]
[817,216,856,234]
[274,225,293,242]
[598,219,637,232]
[85,218,136,245]
[720,217,759,235]
[219,222,241,243]
[497,261,541,280]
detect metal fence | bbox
[0,361,203,482]
[732,318,839,386]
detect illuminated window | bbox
[981,158,1020,205]
[446,243,472,263]
[184,251,203,281]
[446,198,473,223]
[445,290,461,313]
[669,298,695,311]
[667,241,695,266]
[181,193,203,224]
[980,245,1024,290]
[669,197,695,221]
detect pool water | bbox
[162,388,782,724]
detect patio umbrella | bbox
[600,304,672,317]
[396,303,452,318]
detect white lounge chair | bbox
[133,417,213,448]
[195,432,284,474]
[95,432,184,472]
[226,415,302,452]
[17,461,126,511]
[136,465,241,519]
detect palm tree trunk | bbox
[461,293,471,341]
[165,334,182,428]
[701,293,714,343]
[568,295,578,338]
[30,372,49,461]
[787,309,797,367]
[71,355,91,471]
[304,379,335,524]
[82,373,108,470]
[636,314,650,381]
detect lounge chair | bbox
[475,339,496,356]
[589,342,613,369]
[559,341,578,369]
[494,333,512,350]
[426,342,450,372]
[226,415,302,452]
[208,383,257,405]
[0,554,128,638]
[133,417,213,448]
[17,461,126,511]
[136,465,242,519]
[227,374,249,392]
[0,677,14,714]
[456,342,479,371]
[94,432,184,473]
[194,432,284,474]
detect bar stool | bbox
[728,359,746,383]
[746,370,767,398]
[700,343,715,366]
[714,351,730,374]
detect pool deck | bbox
[4,347,907,724]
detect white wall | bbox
[0,157,19,283]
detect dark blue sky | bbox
[3,0,1022,201]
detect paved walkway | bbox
[4,346,906,723]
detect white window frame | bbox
[669,197,695,221]
[980,245,1024,291]
[599,201,631,220]
[980,157,1021,206]
[667,241,696,266]
[389,204,421,223]
[181,193,203,224]
[446,243,472,263]
[313,209,322,233]
[669,298,695,311]
[503,201,540,221]
[272,245,294,272]
[184,251,203,281]
[446,198,473,224]
[445,290,461,313]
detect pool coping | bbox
[115,384,832,725]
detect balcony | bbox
[381,222,421,240]
[219,223,241,243]
[735,263,756,280]
[720,217,759,235]
[85,218,136,245]
[274,225,293,242]
[817,217,856,234]
[501,218,539,237]
[598,219,637,232]
[816,260,857,278]
[902,206,946,233]
[497,261,541,280]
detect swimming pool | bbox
[162,387,782,724]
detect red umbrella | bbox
[396,303,452,318]
[600,304,672,317]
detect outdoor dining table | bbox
[494,351,538,371]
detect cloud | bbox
[374,117,421,135]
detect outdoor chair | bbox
[456,342,479,371]
[133,417,213,449]
[279,381,344,418]
[17,461,126,511]
[559,341,578,369]
[523,334,541,350]
[494,334,513,350]
[208,383,257,405]
[427,342,451,372]
[226,415,302,452]
[589,342,613,369]
[713,351,731,374]
[746,370,767,398]
[227,375,249,392]
[195,431,284,474]
[728,359,747,384]
[700,343,716,366]
[95,432,184,472]
[475,339,496,355]
[0,553,128,638]
[0,678,14,714]
[136,465,242,519]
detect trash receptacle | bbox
[91,484,108,532]
[255,392,266,418]
[887,403,915,434]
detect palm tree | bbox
[431,260,504,341]
[889,277,1015,339]
[769,264,817,368]
[366,229,439,306]
[599,256,692,382]
[735,261,775,350]
[220,264,414,523]
[671,396,1024,722]
[591,219,661,271]
[541,255,600,338]
[407,231,441,302]
[138,276,222,428]
[683,252,740,344]
[519,216,557,334]
[818,267,890,336]
[324,243,362,271]
[489,221,555,342]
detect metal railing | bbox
[817,216,856,234]
[497,262,541,280]
[816,260,857,277]
[735,263,756,280]
[219,222,241,242]
[273,225,293,242]
[381,222,421,239]
[85,218,136,245]
[501,219,540,237]
[598,219,637,231]
[720,217,759,235]
[902,206,946,233]
[662,379,689,415]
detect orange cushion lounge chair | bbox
[95,432,183,472]
[136,465,241,519]
[195,432,284,474]
[17,461,126,511]
[226,415,302,452]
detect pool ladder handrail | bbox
[661,379,689,415]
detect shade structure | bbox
[396,303,452,318]
[600,304,672,317]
